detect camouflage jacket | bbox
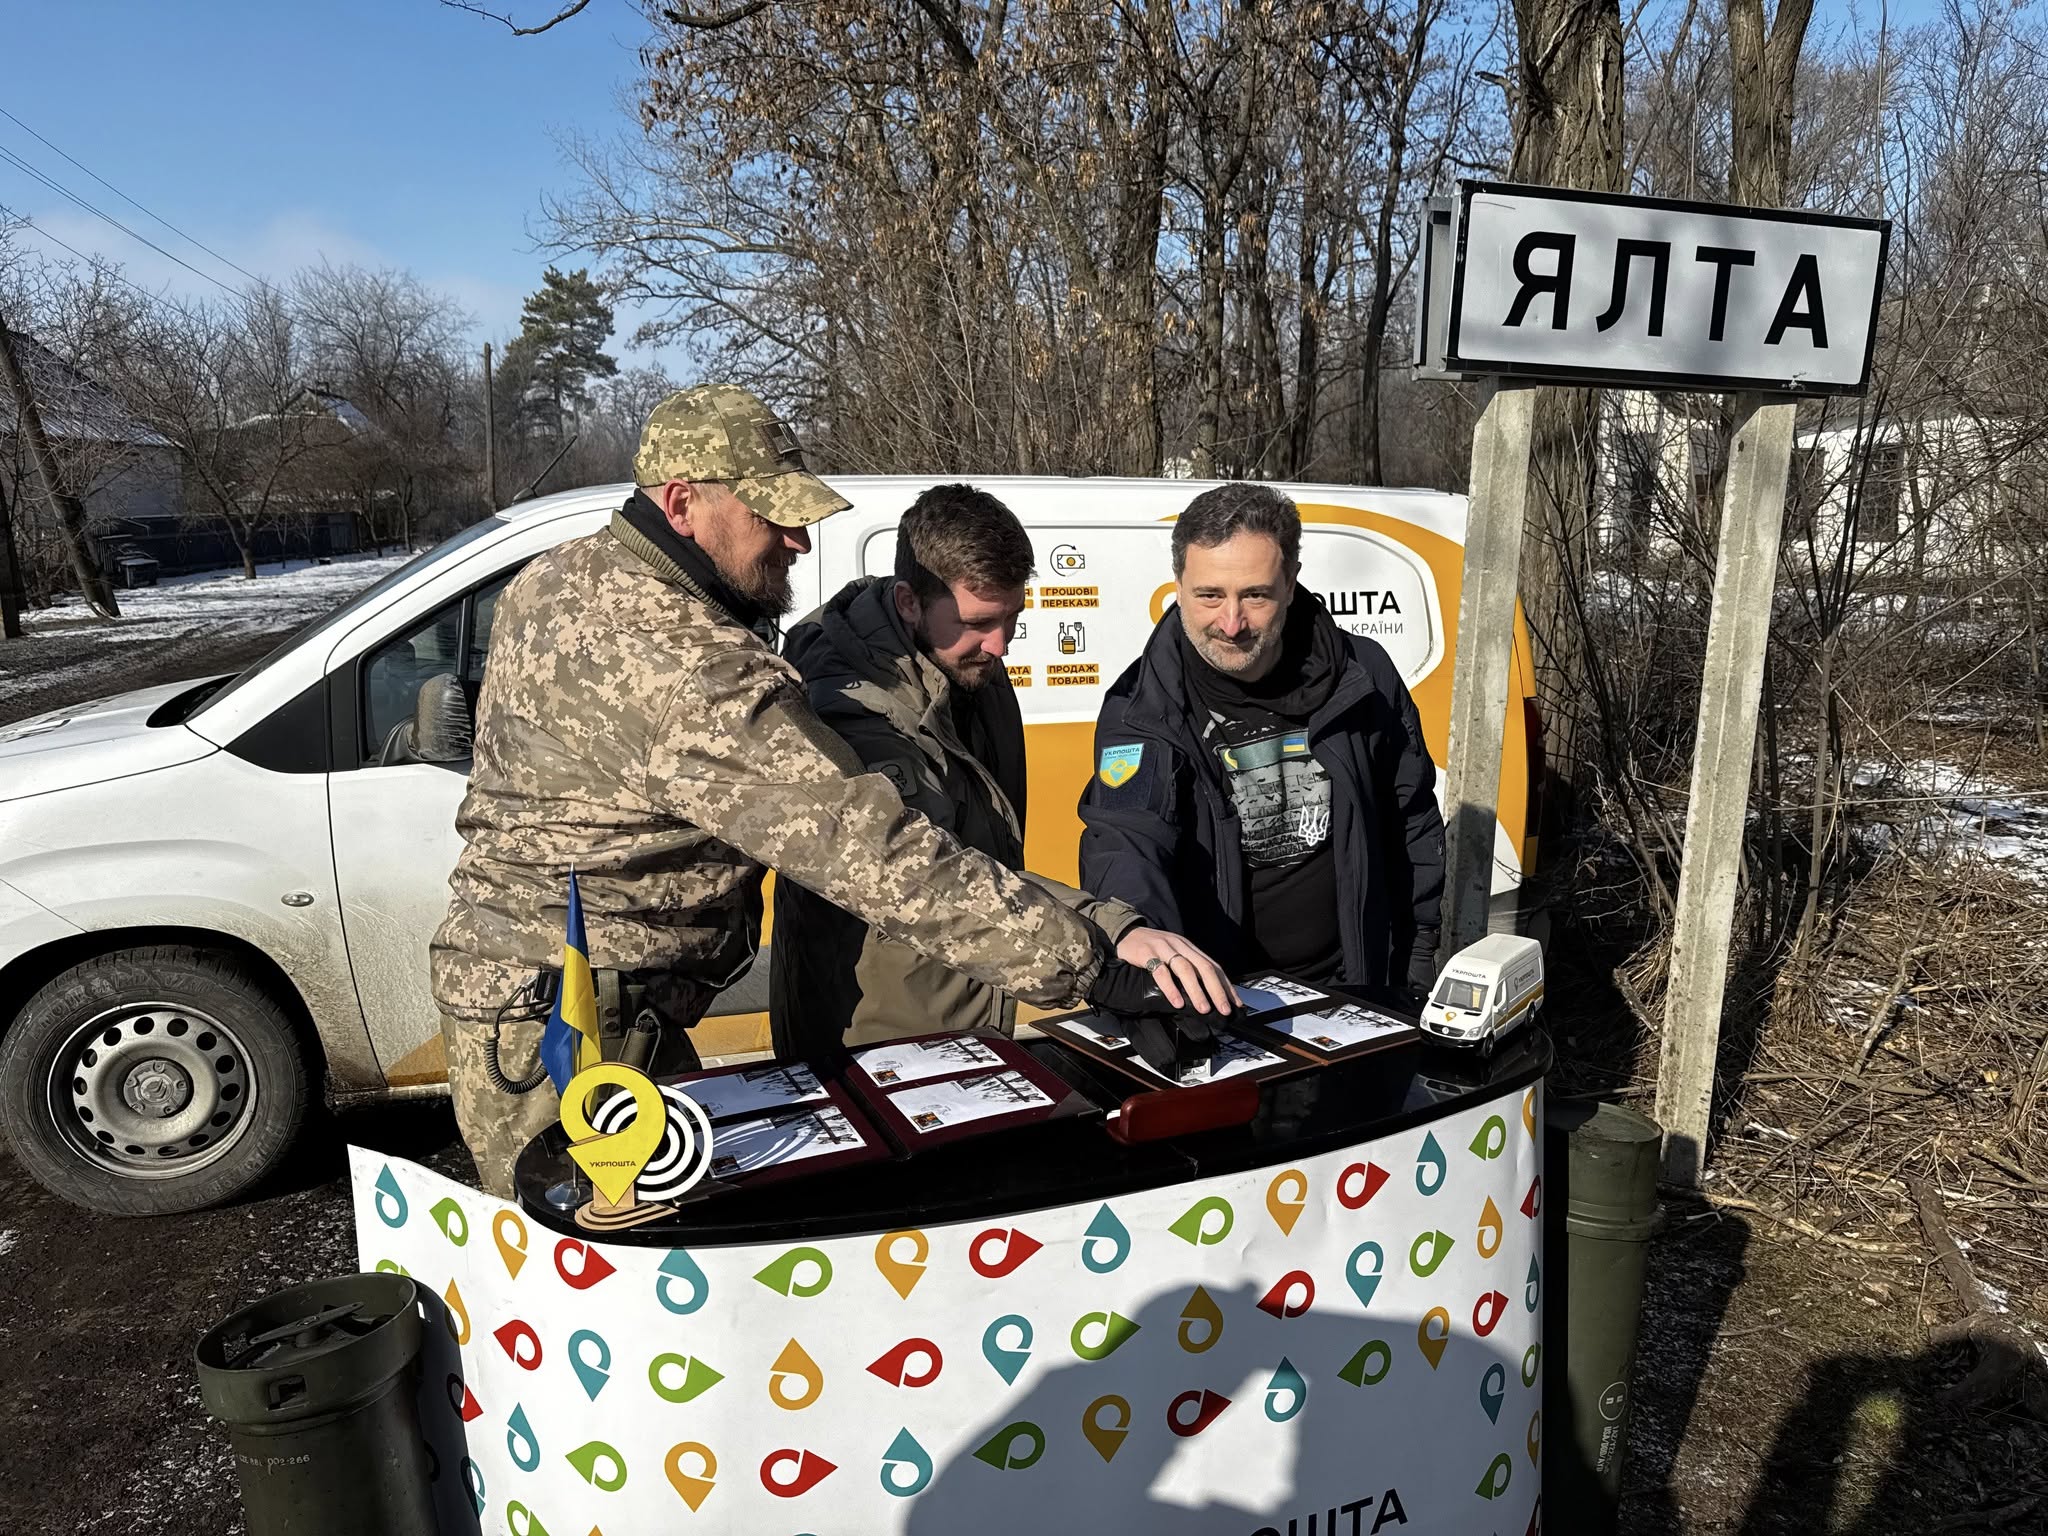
[770,577,1142,1054]
[430,507,1111,1024]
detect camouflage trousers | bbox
[439,1007,563,1201]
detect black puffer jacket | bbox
[1077,595,1445,991]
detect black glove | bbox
[1087,960,1225,1081]
[1406,929,1440,998]
[1127,1013,1221,1081]
[1087,959,1179,1018]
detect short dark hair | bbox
[1171,482,1301,576]
[895,483,1036,603]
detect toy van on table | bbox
[1422,933,1545,1052]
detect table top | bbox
[515,1016,1551,1246]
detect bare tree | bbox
[1504,0,1626,805]
[117,291,323,580]
[294,261,474,549]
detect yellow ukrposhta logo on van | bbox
[1098,744,1144,788]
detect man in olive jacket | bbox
[771,485,1217,1058]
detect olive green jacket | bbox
[770,577,1140,1056]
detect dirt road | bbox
[0,554,413,724]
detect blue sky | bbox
[1,0,657,360]
[1,0,1951,371]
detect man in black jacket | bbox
[1078,483,1446,998]
[772,483,1234,1061]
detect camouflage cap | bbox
[635,384,852,528]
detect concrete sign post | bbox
[1652,396,1799,1182]
[1420,182,1887,1183]
[1440,381,1535,959]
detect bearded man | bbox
[1078,482,1447,999]
[769,484,1219,1056]
[433,399,1229,1195]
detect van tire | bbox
[0,946,310,1217]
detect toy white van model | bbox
[0,476,1545,1213]
[1422,934,1545,1051]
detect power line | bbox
[0,200,223,321]
[0,105,272,294]
[0,142,254,304]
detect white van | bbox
[1422,933,1545,1051]
[0,477,1544,1213]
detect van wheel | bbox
[0,946,310,1217]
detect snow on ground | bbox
[0,552,415,710]
[1851,756,2048,887]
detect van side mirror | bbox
[378,673,473,767]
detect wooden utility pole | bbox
[482,342,499,511]
[0,316,119,620]
[1440,383,1538,958]
[0,479,24,638]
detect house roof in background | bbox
[0,329,170,449]
[230,385,375,436]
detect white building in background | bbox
[1595,389,2036,585]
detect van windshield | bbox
[1433,978,1489,1013]
[192,517,509,718]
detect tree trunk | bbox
[2024,581,2045,754]
[1358,1,1434,485]
[1507,0,1624,803]
[0,319,120,619]
[1240,177,1287,479]
[1727,0,1815,207]
[1359,200,1399,485]
[1287,179,1324,477]
[1195,195,1228,478]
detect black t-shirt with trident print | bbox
[1181,601,1343,986]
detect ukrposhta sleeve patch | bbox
[1097,743,1145,788]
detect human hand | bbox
[1114,927,1237,1015]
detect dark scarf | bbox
[617,489,779,642]
[1181,590,1344,722]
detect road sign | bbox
[1436,181,1890,395]
[1410,195,1459,381]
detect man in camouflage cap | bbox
[431,383,1235,1196]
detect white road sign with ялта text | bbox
[1443,182,1890,395]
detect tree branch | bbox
[661,0,771,30]
[1910,1175,2048,1416]
[439,0,593,36]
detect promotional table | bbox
[352,1025,1549,1536]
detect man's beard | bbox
[720,550,795,616]
[939,653,999,691]
[1185,611,1284,676]
[917,625,999,691]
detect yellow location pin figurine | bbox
[559,1062,669,1228]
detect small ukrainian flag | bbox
[538,869,601,1095]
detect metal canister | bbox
[1543,1099,1663,1533]
[195,1272,435,1535]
